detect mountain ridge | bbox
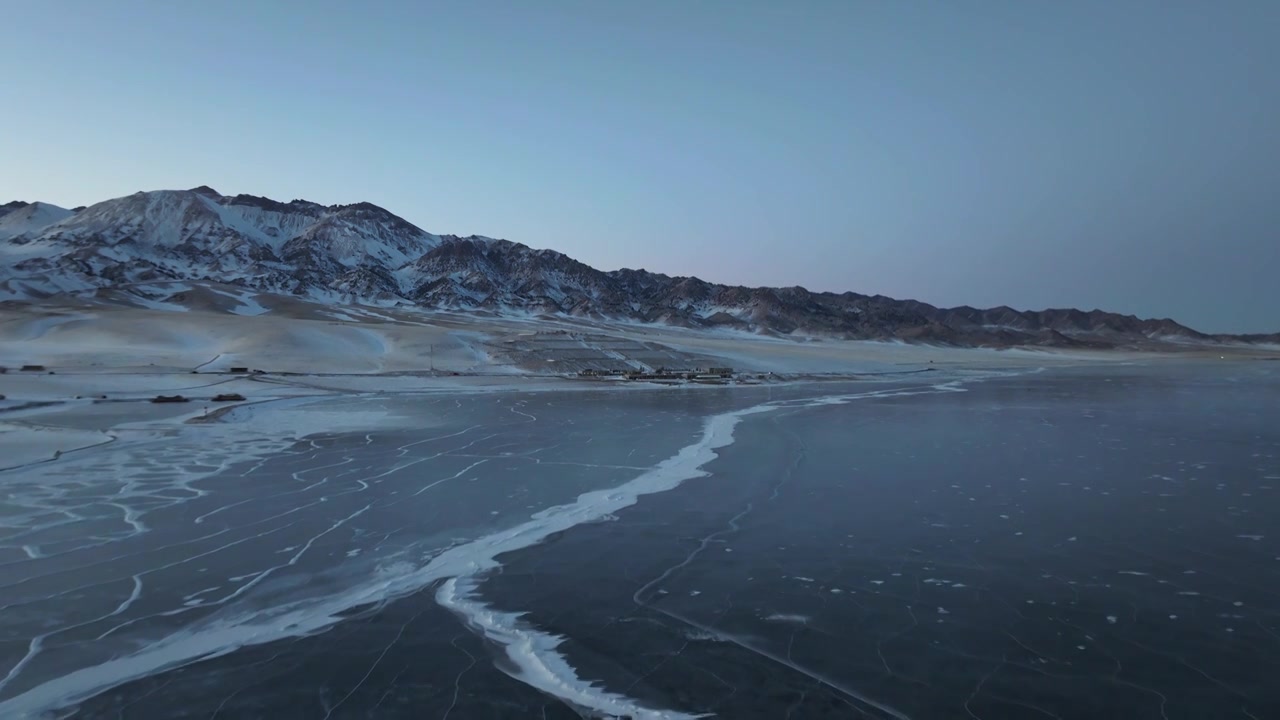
[1,187,1274,348]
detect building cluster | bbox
[577,366,735,381]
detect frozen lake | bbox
[2,363,1277,718]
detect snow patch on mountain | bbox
[0,201,74,241]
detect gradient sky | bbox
[2,1,1277,332]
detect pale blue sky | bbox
[2,1,1277,332]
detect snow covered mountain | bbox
[0,201,74,241]
[1,187,1272,348]
[0,188,441,302]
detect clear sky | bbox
[2,1,1277,332]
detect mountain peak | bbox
[331,200,391,213]
[223,193,308,214]
[0,200,73,241]
[188,185,222,198]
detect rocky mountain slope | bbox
[1,187,1273,348]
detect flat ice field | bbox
[2,302,1277,719]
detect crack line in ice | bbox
[0,379,970,718]
[411,459,489,497]
[439,577,706,719]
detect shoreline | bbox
[4,298,1270,465]
[0,347,1256,481]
